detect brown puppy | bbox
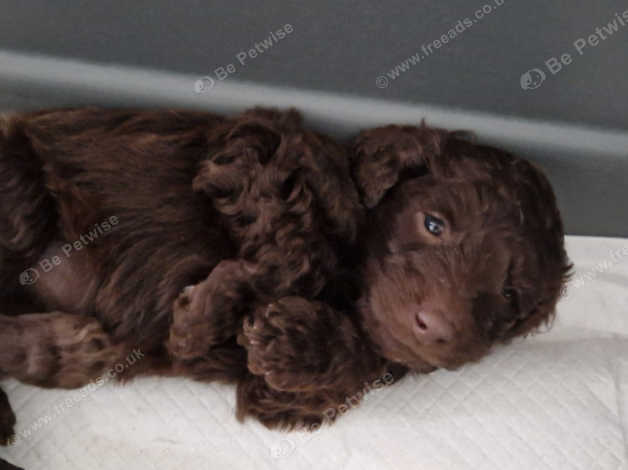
[0,108,570,440]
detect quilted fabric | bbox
[1,235,627,470]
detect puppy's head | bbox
[357,126,571,371]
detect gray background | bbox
[0,0,627,235]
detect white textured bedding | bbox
[1,235,627,470]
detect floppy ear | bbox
[502,158,573,341]
[351,124,449,208]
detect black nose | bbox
[414,309,455,345]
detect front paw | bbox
[168,261,248,360]
[242,298,330,392]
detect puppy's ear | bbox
[503,158,572,341]
[351,124,448,208]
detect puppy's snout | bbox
[413,308,455,345]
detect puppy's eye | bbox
[424,214,445,236]
[502,287,516,302]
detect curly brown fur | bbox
[0,108,570,441]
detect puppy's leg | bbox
[0,312,123,445]
[236,298,408,429]
[0,312,124,389]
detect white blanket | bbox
[2,236,627,470]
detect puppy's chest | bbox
[26,241,101,313]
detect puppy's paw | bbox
[0,389,16,446]
[242,298,329,392]
[168,261,249,360]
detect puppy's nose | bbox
[414,309,455,345]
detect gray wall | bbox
[1,0,627,236]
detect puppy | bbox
[0,108,570,440]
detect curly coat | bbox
[0,107,571,441]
